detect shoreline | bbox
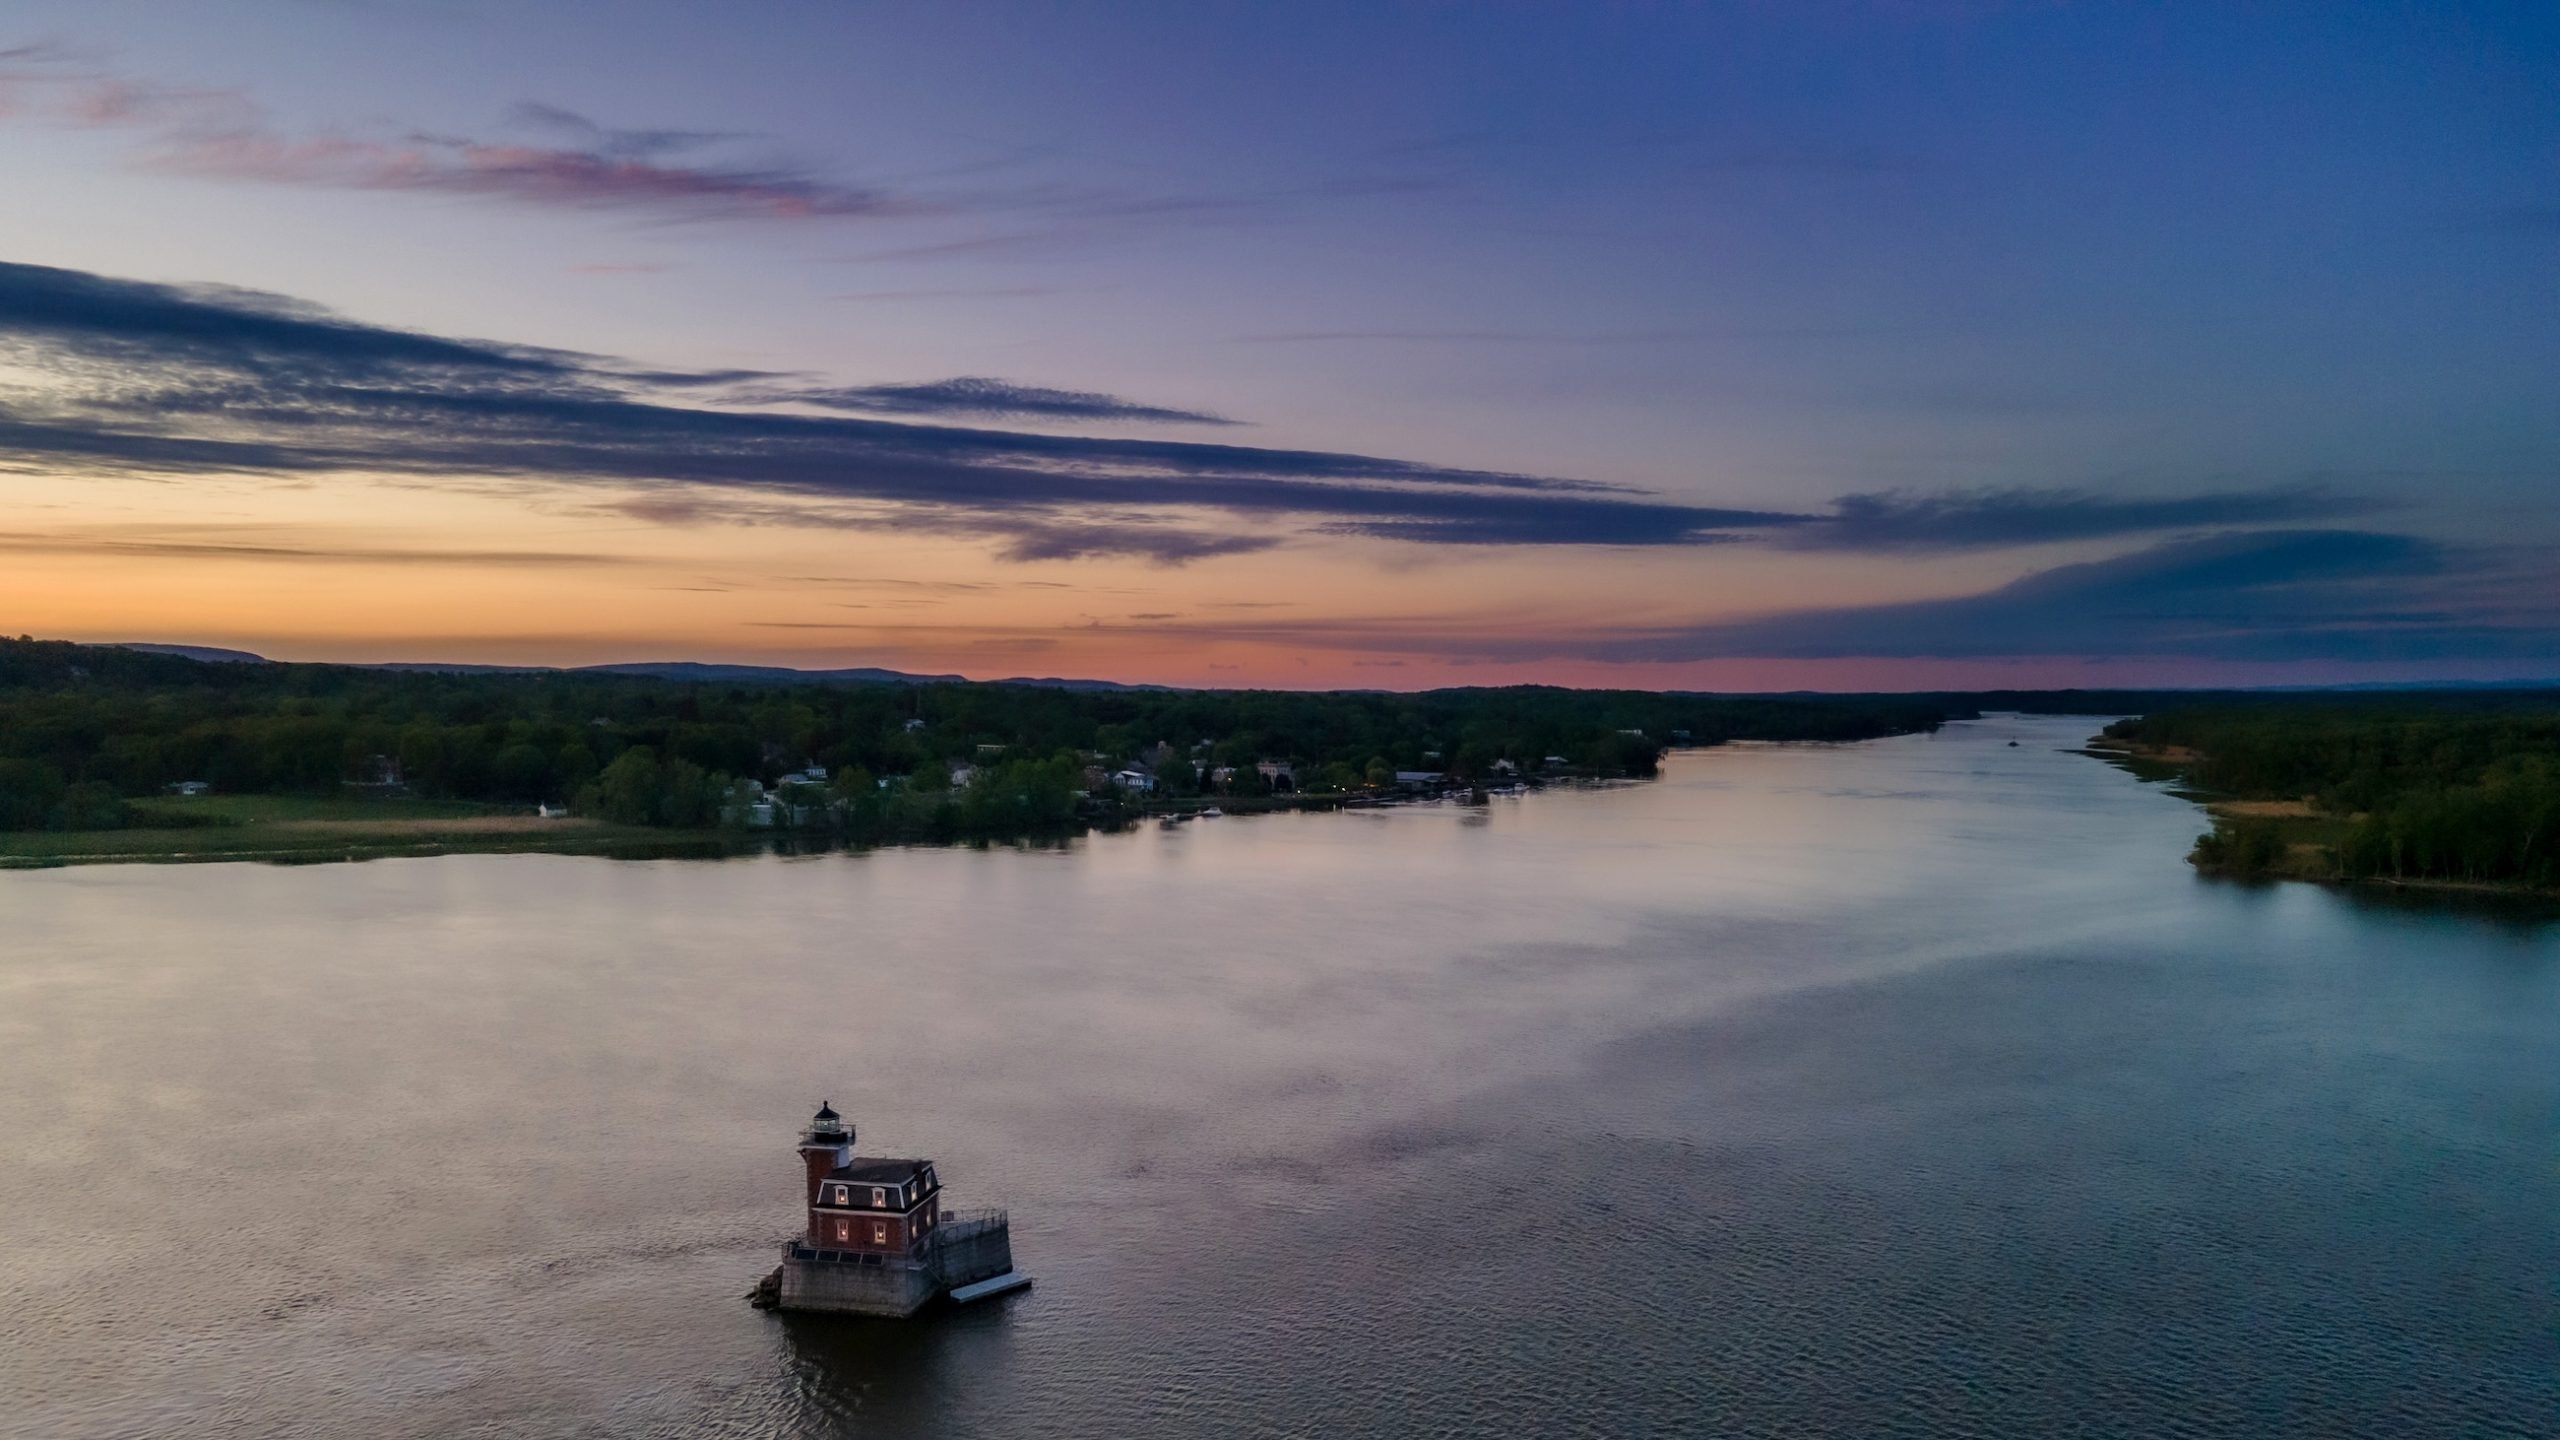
[0,776,1565,870]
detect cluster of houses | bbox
[1100,756,1300,796]
[1076,744,1305,798]
[729,764,836,829]
[716,729,1612,827]
[1097,747,1537,799]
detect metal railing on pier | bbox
[937,1209,1008,1244]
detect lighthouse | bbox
[798,1101,853,1205]
[753,1101,1026,1317]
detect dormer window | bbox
[871,1187,887,1208]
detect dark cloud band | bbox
[0,260,2411,574]
[0,261,1796,559]
[770,376,1236,426]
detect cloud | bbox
[770,376,1236,426]
[831,287,1056,302]
[836,230,1084,263]
[504,101,745,163]
[0,528,633,567]
[0,41,89,65]
[0,260,1808,562]
[139,129,909,221]
[0,53,913,223]
[597,491,1278,565]
[0,260,2450,596]
[1549,531,2560,664]
[1096,530,2560,667]
[974,520,1277,564]
[1779,486,2391,552]
[6,53,1443,235]
[1236,327,1716,346]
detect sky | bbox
[0,1,2554,690]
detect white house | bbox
[1112,768,1157,794]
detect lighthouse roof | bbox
[812,1101,841,1122]
[826,1156,934,1186]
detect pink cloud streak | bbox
[133,131,911,219]
[2,57,912,222]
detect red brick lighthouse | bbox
[798,1101,943,1260]
[753,1101,1023,1317]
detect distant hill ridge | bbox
[87,644,2560,698]
[101,644,1164,692]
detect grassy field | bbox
[0,793,713,868]
[2078,736,2203,789]
[2200,801,2359,882]
[124,793,500,826]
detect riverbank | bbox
[0,778,1505,868]
[0,794,704,868]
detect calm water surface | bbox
[2,715,2554,1438]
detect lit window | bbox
[871,1222,887,1243]
[871,1187,887,1207]
[834,1220,849,1242]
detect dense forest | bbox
[0,637,1951,840]
[2103,697,2560,890]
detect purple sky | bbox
[1,2,2555,686]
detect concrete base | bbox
[776,1255,942,1317]
[769,1213,1015,1318]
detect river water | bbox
[2,714,2553,1439]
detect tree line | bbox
[0,637,1950,837]
[2105,697,2560,888]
